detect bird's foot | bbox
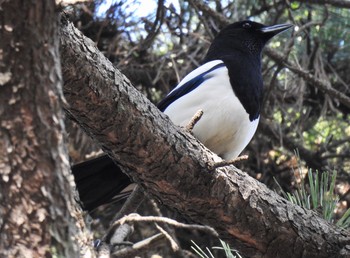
[208,155,249,170]
[185,109,204,133]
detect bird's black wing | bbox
[157,63,226,112]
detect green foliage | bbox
[336,208,350,228]
[275,154,350,228]
[302,115,350,151]
[290,2,300,10]
[191,240,215,258]
[191,239,242,258]
[212,240,242,258]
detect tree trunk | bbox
[0,2,91,257]
[60,18,350,258]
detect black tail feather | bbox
[72,155,132,212]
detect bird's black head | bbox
[203,20,292,121]
[205,20,293,61]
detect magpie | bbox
[72,20,293,212]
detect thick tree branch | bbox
[60,18,350,257]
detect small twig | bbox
[187,0,229,27]
[155,223,179,252]
[149,198,181,250]
[265,47,350,109]
[114,213,219,237]
[170,55,181,83]
[149,198,163,216]
[112,233,165,258]
[208,155,249,170]
[139,0,165,51]
[191,2,215,40]
[185,109,204,132]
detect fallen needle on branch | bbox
[186,109,204,132]
[208,155,249,170]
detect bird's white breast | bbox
[164,60,259,160]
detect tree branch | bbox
[188,0,350,109]
[187,0,229,27]
[293,0,350,9]
[60,17,350,257]
[264,48,350,109]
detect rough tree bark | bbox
[60,17,350,258]
[0,2,92,257]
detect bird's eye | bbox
[242,22,252,29]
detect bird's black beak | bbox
[259,23,294,36]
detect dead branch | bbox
[155,223,179,252]
[111,233,165,258]
[114,213,218,237]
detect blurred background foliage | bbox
[62,0,350,256]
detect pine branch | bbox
[60,16,350,258]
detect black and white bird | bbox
[72,20,293,212]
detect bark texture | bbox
[60,18,350,258]
[0,2,91,257]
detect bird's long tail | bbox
[71,155,132,212]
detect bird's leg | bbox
[185,109,204,133]
[208,155,249,170]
